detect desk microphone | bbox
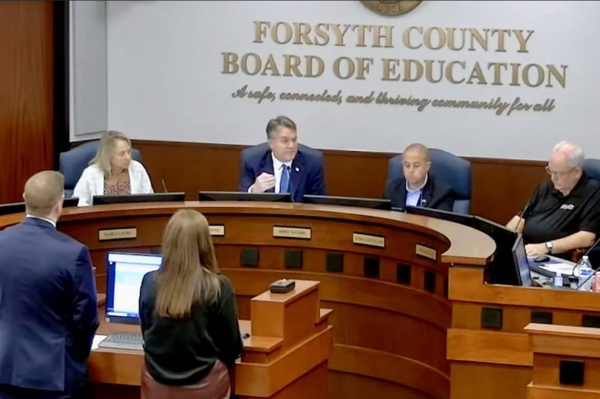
[571,237,600,281]
[161,179,168,193]
[572,235,600,287]
[577,266,599,290]
[513,202,530,233]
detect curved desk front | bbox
[0,202,496,399]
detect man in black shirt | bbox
[506,142,600,257]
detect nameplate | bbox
[353,233,385,248]
[99,228,137,241]
[416,244,437,261]
[273,226,312,240]
[209,225,225,237]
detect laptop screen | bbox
[512,234,533,287]
[105,252,162,324]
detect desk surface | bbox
[95,316,265,354]
[0,201,496,265]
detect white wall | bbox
[100,1,600,160]
[70,1,108,137]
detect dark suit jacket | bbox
[0,217,99,393]
[239,149,326,202]
[384,174,455,211]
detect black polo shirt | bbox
[522,172,600,246]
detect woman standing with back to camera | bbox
[138,209,243,399]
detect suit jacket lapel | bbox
[421,175,434,208]
[291,152,307,195]
[259,151,275,192]
[397,179,408,208]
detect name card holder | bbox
[209,225,225,237]
[98,227,137,241]
[353,233,385,248]
[272,226,312,240]
[415,244,437,261]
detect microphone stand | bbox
[570,235,600,277]
[513,203,529,233]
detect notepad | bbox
[92,335,107,350]
[539,263,576,276]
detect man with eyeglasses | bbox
[506,141,600,258]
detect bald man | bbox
[507,141,600,257]
[385,143,455,211]
[0,171,99,399]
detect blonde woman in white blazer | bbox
[73,131,154,206]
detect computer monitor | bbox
[512,234,533,287]
[471,216,520,286]
[63,197,80,208]
[303,195,392,210]
[93,192,186,206]
[0,197,80,215]
[404,205,475,227]
[0,202,26,215]
[105,252,162,324]
[198,191,291,202]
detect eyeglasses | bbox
[545,165,576,177]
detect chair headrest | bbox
[59,141,100,189]
[584,159,600,183]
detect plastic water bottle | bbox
[578,256,593,291]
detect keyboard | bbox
[98,332,144,351]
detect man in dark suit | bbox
[239,115,326,202]
[0,171,99,399]
[385,143,455,211]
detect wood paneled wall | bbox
[0,1,55,203]
[0,0,548,222]
[131,139,547,224]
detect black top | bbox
[522,172,600,246]
[139,271,243,386]
[384,173,455,211]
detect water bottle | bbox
[578,256,593,291]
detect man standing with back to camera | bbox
[0,171,99,399]
[239,115,326,202]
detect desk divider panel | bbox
[449,264,600,399]
[526,323,600,398]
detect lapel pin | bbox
[295,167,300,172]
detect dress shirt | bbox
[405,174,428,207]
[26,214,57,228]
[271,153,293,193]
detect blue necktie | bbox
[279,165,290,193]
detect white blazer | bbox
[73,160,154,206]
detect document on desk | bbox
[539,263,575,276]
[92,335,107,351]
